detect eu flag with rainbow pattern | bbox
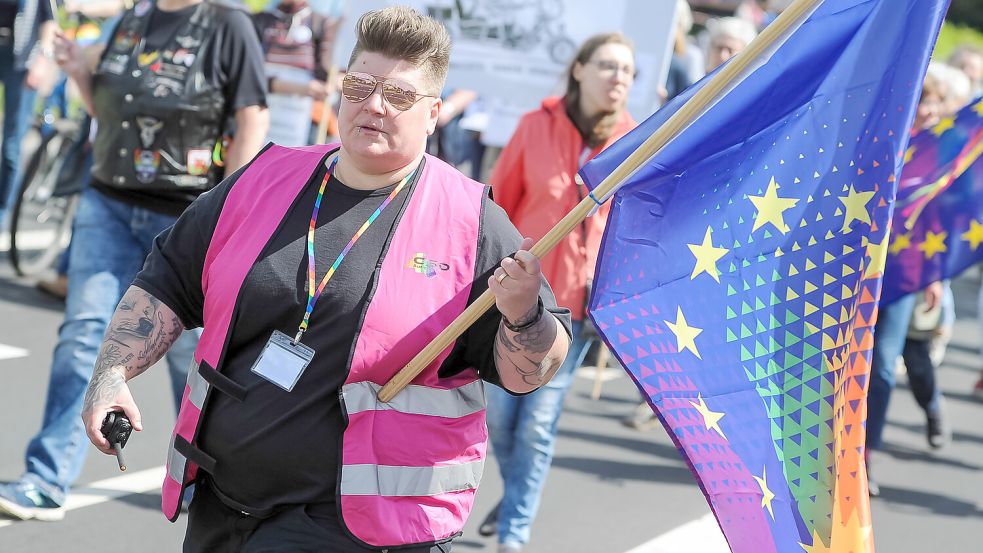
[881,96,983,304]
[577,0,948,551]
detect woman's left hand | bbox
[489,237,543,325]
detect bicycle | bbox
[9,114,90,277]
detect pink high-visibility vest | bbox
[161,144,487,548]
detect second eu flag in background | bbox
[881,96,983,304]
[578,0,948,551]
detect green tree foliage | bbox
[947,0,983,33]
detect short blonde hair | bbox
[707,17,757,49]
[348,6,451,94]
[922,62,952,105]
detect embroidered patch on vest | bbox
[406,253,449,278]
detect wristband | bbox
[502,298,544,332]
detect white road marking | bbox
[0,466,164,529]
[0,344,29,361]
[623,513,730,553]
[575,366,624,382]
[0,229,58,252]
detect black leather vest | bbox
[91,0,231,193]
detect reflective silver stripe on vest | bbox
[342,380,485,418]
[186,360,208,410]
[166,435,187,484]
[340,460,484,497]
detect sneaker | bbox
[478,500,500,537]
[621,402,660,431]
[926,409,950,449]
[867,477,880,498]
[864,452,879,498]
[0,481,65,521]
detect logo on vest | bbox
[407,253,449,278]
[134,149,160,183]
[138,50,160,68]
[112,31,138,51]
[136,116,163,149]
[175,34,202,50]
[134,0,151,17]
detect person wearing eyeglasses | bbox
[0,0,268,523]
[482,33,637,553]
[704,16,757,73]
[75,6,571,551]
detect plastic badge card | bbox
[250,330,315,392]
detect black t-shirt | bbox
[134,154,572,514]
[92,3,268,216]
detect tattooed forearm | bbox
[494,312,568,391]
[496,345,550,386]
[82,364,126,412]
[102,286,183,376]
[509,303,541,328]
[83,285,184,411]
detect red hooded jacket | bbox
[491,96,636,321]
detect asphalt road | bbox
[0,250,981,552]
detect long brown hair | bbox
[564,32,634,148]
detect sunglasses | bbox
[342,71,437,111]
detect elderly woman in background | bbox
[704,16,757,72]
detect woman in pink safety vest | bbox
[77,7,572,552]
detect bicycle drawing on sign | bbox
[427,0,577,65]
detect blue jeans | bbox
[485,321,589,546]
[0,45,39,226]
[21,187,198,505]
[866,293,942,451]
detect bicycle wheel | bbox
[9,130,80,277]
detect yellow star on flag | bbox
[800,531,831,553]
[904,146,916,164]
[931,117,955,136]
[752,466,776,519]
[974,98,983,117]
[918,230,948,259]
[961,220,983,251]
[838,185,876,232]
[864,235,888,278]
[665,307,703,359]
[748,177,799,234]
[689,394,726,439]
[687,227,729,282]
[889,233,911,255]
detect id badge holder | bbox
[250,330,315,392]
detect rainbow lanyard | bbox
[294,158,415,343]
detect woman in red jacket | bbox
[483,32,637,553]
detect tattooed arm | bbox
[494,306,568,394]
[81,285,185,454]
[488,238,571,394]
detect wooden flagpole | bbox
[377,0,825,403]
[316,64,338,144]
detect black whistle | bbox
[100,411,133,472]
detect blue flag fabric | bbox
[880,97,983,304]
[578,1,948,551]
